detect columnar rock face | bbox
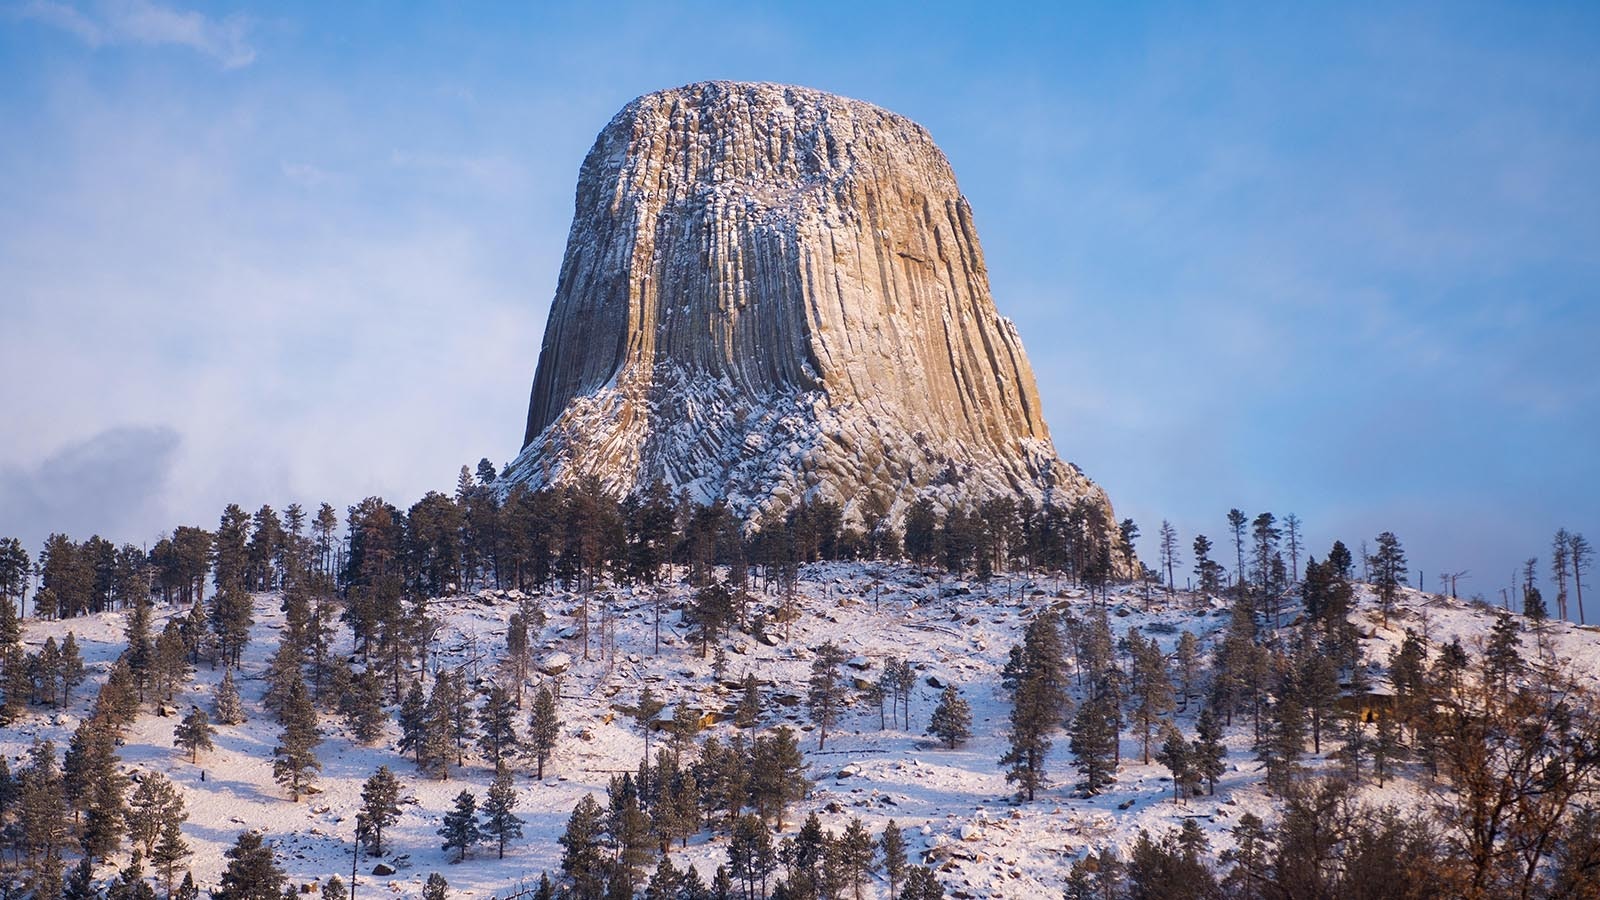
[508,81,1121,542]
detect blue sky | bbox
[1,1,1596,605]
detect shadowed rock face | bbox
[509,81,1122,541]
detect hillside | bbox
[4,563,1597,898]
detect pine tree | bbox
[1069,683,1119,796]
[480,764,524,859]
[64,717,127,860]
[418,675,456,779]
[880,820,907,900]
[19,739,67,865]
[1193,706,1226,795]
[477,684,521,767]
[128,772,187,861]
[1153,723,1196,803]
[80,755,129,861]
[359,766,402,858]
[999,612,1070,801]
[174,707,215,763]
[64,856,96,900]
[151,816,193,897]
[646,856,682,900]
[806,641,850,749]
[607,773,652,884]
[438,789,480,863]
[749,727,808,830]
[271,673,321,801]
[1368,532,1407,626]
[174,872,199,900]
[213,831,286,900]
[1484,613,1523,697]
[728,814,777,900]
[1127,630,1176,764]
[107,851,157,900]
[1219,813,1269,899]
[1257,694,1306,794]
[213,667,246,725]
[398,680,428,763]
[736,672,763,736]
[340,667,387,745]
[901,865,946,900]
[634,686,666,762]
[527,685,561,779]
[1372,710,1405,787]
[836,817,877,900]
[560,794,608,900]
[320,875,347,900]
[926,684,972,749]
[58,632,85,707]
[1174,631,1200,711]
[422,873,449,900]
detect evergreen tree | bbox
[213,831,286,900]
[901,866,945,900]
[1372,710,1405,787]
[1125,824,1217,900]
[1257,695,1306,794]
[397,680,428,763]
[477,684,521,767]
[422,873,449,900]
[341,666,387,744]
[128,771,186,858]
[634,687,666,762]
[806,641,850,749]
[438,789,480,863]
[151,816,193,897]
[749,727,808,830]
[174,872,199,900]
[527,684,561,779]
[608,773,652,885]
[359,766,402,858]
[1192,535,1224,595]
[1174,631,1201,711]
[271,674,321,801]
[1484,613,1523,697]
[1193,706,1227,796]
[836,817,877,900]
[64,718,127,860]
[1069,683,1119,796]
[926,684,972,749]
[174,707,215,763]
[320,876,347,900]
[480,764,524,860]
[999,612,1070,801]
[18,739,68,865]
[1219,813,1269,900]
[1127,630,1176,764]
[560,794,609,900]
[1153,724,1197,803]
[728,814,777,900]
[1368,532,1408,626]
[645,856,682,900]
[735,673,763,736]
[106,852,157,900]
[63,856,96,900]
[880,821,907,900]
[58,632,85,707]
[418,675,456,779]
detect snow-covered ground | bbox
[7,564,1598,898]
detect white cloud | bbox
[16,0,256,68]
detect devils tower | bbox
[507,81,1121,538]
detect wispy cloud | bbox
[15,0,256,68]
